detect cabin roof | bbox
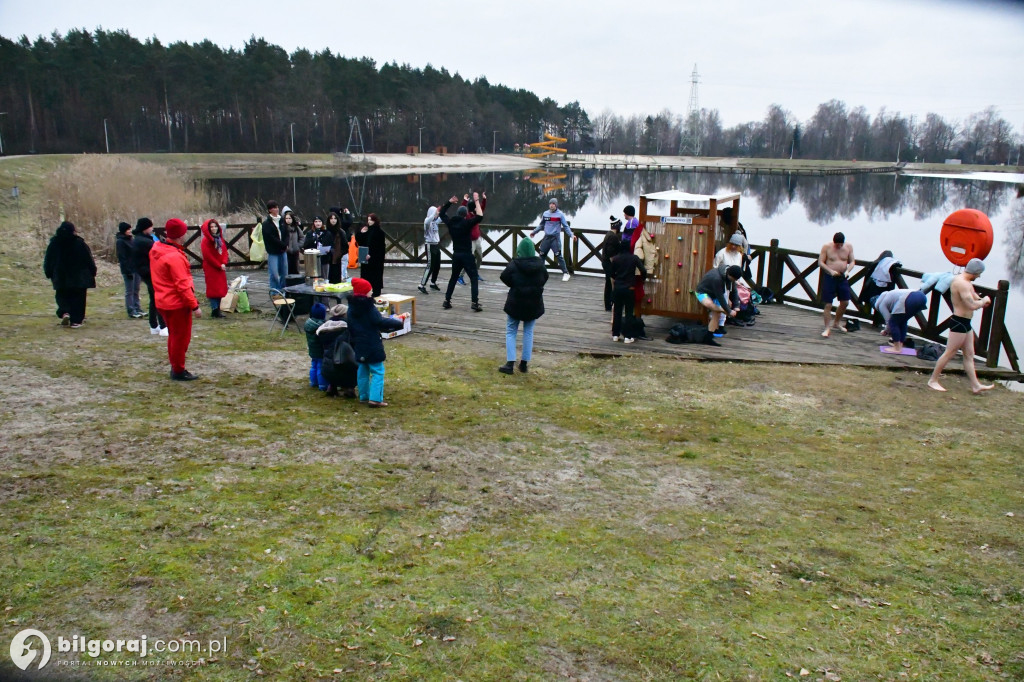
[641,190,742,204]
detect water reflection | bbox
[210,169,1018,228]
[207,169,1023,292]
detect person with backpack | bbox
[600,216,622,312]
[317,303,358,398]
[115,221,144,318]
[347,278,405,407]
[498,237,548,375]
[43,220,97,328]
[304,302,329,390]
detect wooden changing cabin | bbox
[637,190,741,321]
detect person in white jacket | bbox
[418,206,442,294]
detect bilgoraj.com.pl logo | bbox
[8,628,228,670]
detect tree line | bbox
[0,29,1019,165]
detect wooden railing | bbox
[759,239,1018,372]
[174,222,1017,372]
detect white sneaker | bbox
[159,327,169,337]
[562,273,571,282]
[150,327,160,335]
[612,335,621,342]
[623,337,635,344]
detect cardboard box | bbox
[381,315,412,340]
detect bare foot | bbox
[927,380,947,392]
[831,324,848,333]
[880,347,900,354]
[972,384,994,394]
[821,328,831,338]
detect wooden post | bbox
[986,280,1009,368]
[767,238,782,300]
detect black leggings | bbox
[144,279,166,329]
[611,289,637,338]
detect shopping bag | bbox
[220,291,237,312]
[348,235,359,269]
[236,290,251,313]
[249,224,267,262]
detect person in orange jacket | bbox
[151,218,202,381]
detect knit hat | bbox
[517,237,537,258]
[328,303,348,319]
[726,265,743,280]
[965,258,985,276]
[905,291,928,316]
[456,206,468,218]
[351,278,372,297]
[117,221,132,235]
[164,218,188,240]
[609,216,622,231]
[310,302,327,320]
[623,205,636,217]
[548,198,558,207]
[729,233,745,246]
[134,217,154,235]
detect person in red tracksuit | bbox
[151,218,203,381]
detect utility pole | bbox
[492,130,498,154]
[103,118,110,153]
[0,112,7,155]
[290,122,295,153]
[418,126,424,153]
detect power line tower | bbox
[345,115,365,156]
[678,64,702,156]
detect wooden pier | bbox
[233,264,1021,382]
[183,222,1021,382]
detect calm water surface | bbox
[208,169,1024,367]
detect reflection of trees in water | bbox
[1003,199,1024,291]
[210,170,1016,230]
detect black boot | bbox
[498,361,514,375]
[518,360,528,373]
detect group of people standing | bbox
[258,201,387,297]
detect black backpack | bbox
[322,331,356,384]
[916,342,942,361]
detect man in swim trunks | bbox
[928,258,993,393]
[818,232,855,337]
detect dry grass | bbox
[37,155,220,261]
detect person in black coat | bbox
[354,213,387,296]
[498,237,548,374]
[131,217,166,334]
[438,196,485,311]
[600,216,623,311]
[43,221,96,327]
[115,221,143,318]
[606,239,648,343]
[316,303,359,398]
[346,278,404,407]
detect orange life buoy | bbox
[348,235,358,269]
[940,209,993,267]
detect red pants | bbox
[158,307,193,373]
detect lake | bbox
[207,169,1024,369]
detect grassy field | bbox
[1,155,1022,680]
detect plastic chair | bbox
[268,288,299,336]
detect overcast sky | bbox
[2,0,1022,129]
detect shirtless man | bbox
[818,232,854,337]
[928,258,994,393]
